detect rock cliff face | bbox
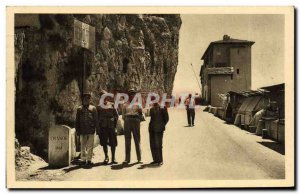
[14,14,181,158]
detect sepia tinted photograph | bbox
[6,6,294,188]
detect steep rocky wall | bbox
[15,14,181,158]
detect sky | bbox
[173,14,285,94]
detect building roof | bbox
[237,95,265,114]
[228,83,285,98]
[260,83,284,93]
[228,90,264,97]
[201,35,255,60]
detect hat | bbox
[128,88,136,94]
[82,92,92,98]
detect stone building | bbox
[200,35,255,107]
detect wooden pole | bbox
[83,48,86,94]
[81,48,87,104]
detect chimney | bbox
[223,35,230,41]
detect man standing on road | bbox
[185,93,196,127]
[122,88,143,165]
[75,92,99,167]
[97,90,119,165]
[149,102,169,166]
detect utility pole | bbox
[82,48,86,95]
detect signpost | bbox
[73,18,96,161]
[73,18,95,95]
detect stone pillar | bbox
[48,125,72,167]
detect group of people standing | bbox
[75,89,169,168]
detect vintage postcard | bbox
[6,6,294,188]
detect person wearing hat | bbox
[148,101,169,166]
[122,88,143,164]
[75,92,99,167]
[97,90,119,164]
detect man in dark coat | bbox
[149,102,169,166]
[75,92,99,167]
[97,91,119,164]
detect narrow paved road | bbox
[59,106,285,181]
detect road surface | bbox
[55,106,285,181]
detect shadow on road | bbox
[93,162,108,167]
[137,163,161,170]
[111,162,139,170]
[38,166,62,170]
[258,141,285,155]
[38,159,111,173]
[63,165,82,173]
[38,159,84,171]
[63,162,107,173]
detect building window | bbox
[237,69,240,74]
[122,58,129,73]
